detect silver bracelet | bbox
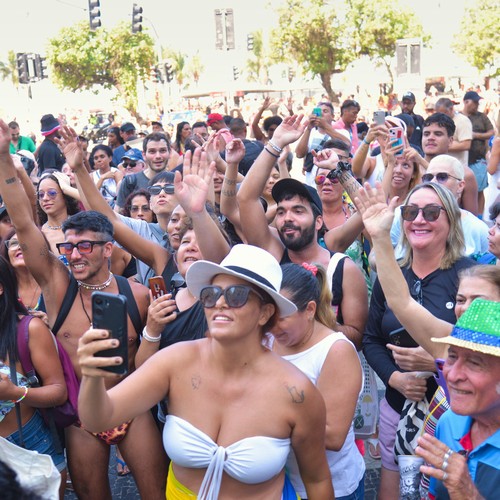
[142,326,161,343]
[267,141,283,154]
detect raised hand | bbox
[260,96,271,110]
[55,126,84,170]
[355,182,398,238]
[202,132,221,165]
[0,119,12,155]
[271,114,308,148]
[313,148,339,171]
[225,139,246,165]
[175,148,215,216]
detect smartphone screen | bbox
[91,292,128,375]
[149,276,167,301]
[312,107,322,117]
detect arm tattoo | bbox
[221,188,237,197]
[224,178,237,186]
[5,177,16,184]
[287,385,305,404]
[191,374,201,390]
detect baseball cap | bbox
[120,122,136,133]
[272,178,323,214]
[207,113,224,126]
[463,91,482,102]
[402,92,416,102]
[122,148,144,162]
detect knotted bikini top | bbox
[163,414,291,500]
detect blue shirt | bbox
[430,410,500,499]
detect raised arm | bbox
[356,182,451,358]
[238,115,307,259]
[12,154,39,223]
[175,148,230,263]
[251,97,270,142]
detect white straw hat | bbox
[186,244,297,317]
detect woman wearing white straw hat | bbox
[416,299,500,500]
[77,244,334,500]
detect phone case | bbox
[91,291,128,375]
[389,326,419,348]
[373,111,385,125]
[149,276,167,301]
[312,107,322,117]
[389,127,404,156]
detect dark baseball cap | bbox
[272,178,323,214]
[463,91,482,102]
[120,122,136,133]
[402,92,416,102]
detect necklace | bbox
[77,272,113,291]
[45,222,63,230]
[78,287,92,327]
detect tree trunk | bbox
[383,59,394,94]
[320,72,336,102]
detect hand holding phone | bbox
[389,127,404,156]
[373,110,386,126]
[149,276,167,301]
[91,292,128,375]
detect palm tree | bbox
[186,54,204,87]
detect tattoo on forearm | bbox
[287,385,305,404]
[221,188,237,197]
[191,374,201,390]
[224,178,237,186]
[5,177,16,184]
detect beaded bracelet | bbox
[142,326,162,343]
[362,138,372,146]
[267,141,283,154]
[12,385,28,404]
[264,147,280,159]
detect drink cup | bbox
[399,454,424,500]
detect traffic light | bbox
[34,54,48,80]
[132,3,143,34]
[16,53,29,84]
[288,67,295,82]
[164,62,174,83]
[155,65,163,83]
[88,0,101,31]
[233,66,239,81]
[247,34,254,51]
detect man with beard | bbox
[115,132,171,211]
[0,119,167,500]
[238,115,368,349]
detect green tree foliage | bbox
[47,21,155,118]
[0,51,19,87]
[453,0,499,77]
[271,0,355,100]
[186,54,204,86]
[246,30,272,84]
[349,0,428,92]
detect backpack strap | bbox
[115,275,143,336]
[52,274,79,336]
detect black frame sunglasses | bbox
[148,184,175,195]
[199,285,266,309]
[400,205,445,222]
[56,240,108,256]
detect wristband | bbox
[12,385,28,404]
[264,147,280,159]
[267,141,283,154]
[142,326,162,343]
[362,138,372,146]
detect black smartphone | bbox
[388,326,419,348]
[91,291,128,375]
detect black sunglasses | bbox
[56,240,108,256]
[124,161,138,168]
[400,205,445,222]
[421,172,462,184]
[148,184,175,195]
[199,285,266,309]
[411,280,423,304]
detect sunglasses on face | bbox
[421,172,462,184]
[37,189,59,200]
[199,285,266,309]
[123,161,138,168]
[56,240,108,256]
[400,204,445,222]
[315,170,340,186]
[148,184,175,196]
[130,205,151,213]
[5,239,20,249]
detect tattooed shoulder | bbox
[286,384,305,404]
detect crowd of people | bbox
[0,86,499,500]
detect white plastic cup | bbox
[399,454,424,500]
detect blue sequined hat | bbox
[432,299,500,356]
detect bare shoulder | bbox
[128,279,150,312]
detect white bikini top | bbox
[163,414,291,500]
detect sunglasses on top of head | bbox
[421,172,462,184]
[400,204,445,222]
[148,184,175,195]
[314,170,340,186]
[199,285,266,308]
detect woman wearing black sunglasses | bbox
[77,244,334,499]
[360,182,476,500]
